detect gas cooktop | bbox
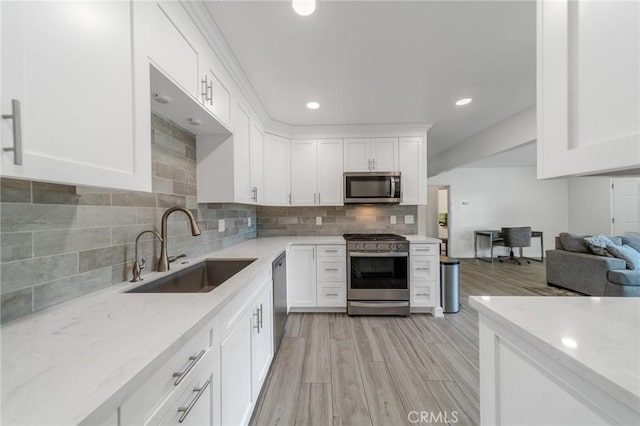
[343,233,407,241]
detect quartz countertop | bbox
[1,236,344,425]
[404,235,442,243]
[469,296,640,412]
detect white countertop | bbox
[404,235,442,243]
[469,296,640,412]
[1,236,344,425]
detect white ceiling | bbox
[204,0,536,157]
[461,141,537,168]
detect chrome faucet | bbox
[131,230,163,282]
[158,207,201,272]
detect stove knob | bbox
[377,243,383,249]
[356,243,364,250]
[390,244,397,250]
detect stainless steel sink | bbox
[126,259,256,293]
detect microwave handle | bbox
[390,178,396,198]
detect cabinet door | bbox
[344,138,371,171]
[370,138,398,171]
[250,123,264,204]
[233,104,253,204]
[411,256,437,281]
[316,258,346,282]
[411,282,437,308]
[221,314,253,426]
[201,59,232,129]
[290,140,318,206]
[1,1,151,191]
[251,284,273,401]
[399,137,425,204]
[537,0,640,178]
[288,245,317,307]
[317,139,344,206]
[147,2,199,100]
[264,134,290,205]
[317,283,346,308]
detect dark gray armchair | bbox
[497,227,532,265]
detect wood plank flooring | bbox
[252,259,578,426]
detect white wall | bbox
[567,177,612,235]
[428,107,536,176]
[429,167,569,258]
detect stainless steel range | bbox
[344,233,410,316]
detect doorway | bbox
[426,185,450,255]
[612,177,640,235]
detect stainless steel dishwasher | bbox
[272,251,288,353]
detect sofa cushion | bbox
[606,236,623,246]
[584,235,616,256]
[607,244,640,270]
[622,235,640,252]
[608,270,640,286]
[558,232,590,253]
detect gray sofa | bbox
[546,233,640,297]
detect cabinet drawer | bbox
[317,245,346,257]
[410,256,437,281]
[412,282,437,307]
[120,326,211,424]
[410,244,438,256]
[316,258,346,282]
[317,283,346,307]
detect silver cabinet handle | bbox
[177,379,211,423]
[367,158,371,170]
[415,248,431,252]
[416,293,429,297]
[2,99,23,165]
[173,349,206,386]
[288,193,292,205]
[325,249,338,253]
[373,158,376,170]
[253,309,260,334]
[416,267,430,271]
[318,193,321,204]
[207,81,213,105]
[325,268,339,271]
[312,247,315,260]
[326,293,338,297]
[201,75,208,102]
[259,303,263,330]
[314,193,317,204]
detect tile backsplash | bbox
[0,114,256,323]
[256,205,418,236]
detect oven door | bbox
[347,252,409,301]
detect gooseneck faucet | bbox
[158,207,201,272]
[131,230,163,282]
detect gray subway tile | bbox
[172,182,196,196]
[170,124,196,147]
[1,232,33,262]
[1,253,78,293]
[32,182,79,205]
[156,163,186,182]
[33,268,112,311]
[79,244,131,273]
[151,113,172,136]
[78,206,136,227]
[153,131,188,158]
[1,203,77,232]
[111,191,157,208]
[33,227,111,257]
[1,288,33,323]
[112,224,161,245]
[152,176,173,194]
[157,193,186,208]
[1,178,31,203]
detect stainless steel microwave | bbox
[344,172,402,204]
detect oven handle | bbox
[348,252,408,258]
[350,301,409,308]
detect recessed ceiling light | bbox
[306,101,320,110]
[292,0,316,16]
[187,117,202,126]
[561,337,578,348]
[153,93,171,104]
[455,98,472,106]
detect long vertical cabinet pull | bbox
[258,303,263,330]
[2,99,23,165]
[201,76,208,103]
[253,308,260,334]
[318,193,321,205]
[372,159,376,170]
[207,81,213,106]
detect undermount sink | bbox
[126,259,257,293]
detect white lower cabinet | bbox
[410,243,441,312]
[119,270,273,426]
[289,245,346,310]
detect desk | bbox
[474,230,544,263]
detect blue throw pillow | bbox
[607,244,640,270]
[584,235,616,256]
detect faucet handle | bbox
[139,258,146,271]
[168,254,187,263]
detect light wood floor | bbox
[251,259,575,426]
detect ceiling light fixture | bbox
[292,0,316,16]
[306,101,320,110]
[455,98,472,106]
[153,93,171,104]
[561,337,578,348]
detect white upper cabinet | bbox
[200,56,233,129]
[147,2,199,100]
[264,134,290,205]
[370,138,398,171]
[1,1,151,191]
[398,137,426,205]
[290,139,318,206]
[250,123,265,204]
[537,0,640,178]
[344,138,398,171]
[317,139,344,205]
[290,139,344,206]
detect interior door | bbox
[613,178,640,235]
